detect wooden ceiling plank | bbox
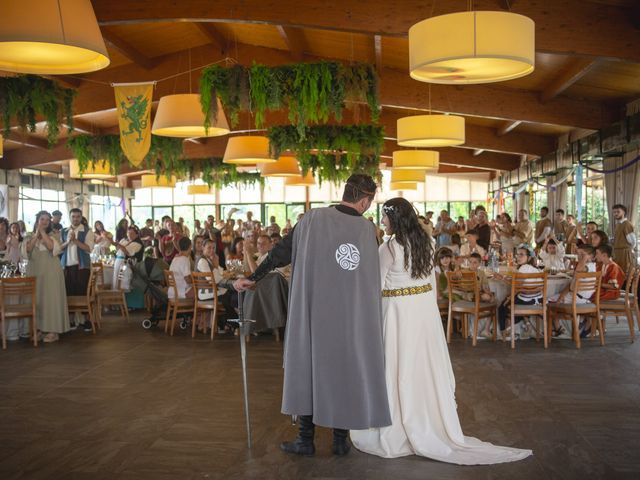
[194,23,228,55]
[540,58,600,103]
[275,26,305,61]
[497,120,522,136]
[92,0,640,63]
[101,29,158,70]
[374,35,383,73]
[5,132,49,150]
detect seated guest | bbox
[245,234,273,274]
[160,219,182,264]
[594,244,625,301]
[228,237,245,261]
[435,247,456,301]
[193,235,205,265]
[168,237,194,300]
[460,252,494,339]
[270,232,283,245]
[495,244,542,339]
[539,236,565,270]
[575,221,598,247]
[590,230,609,249]
[459,229,486,258]
[110,226,144,287]
[449,233,461,256]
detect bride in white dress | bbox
[350,198,532,465]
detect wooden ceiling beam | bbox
[473,149,485,156]
[540,58,600,103]
[4,132,50,150]
[496,120,522,136]
[42,75,83,89]
[275,26,305,61]
[92,0,640,63]
[374,35,383,74]
[101,29,157,70]
[194,23,228,55]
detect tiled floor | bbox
[1,313,639,480]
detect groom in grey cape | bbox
[234,174,391,456]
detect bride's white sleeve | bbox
[378,240,394,287]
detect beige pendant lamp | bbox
[187,184,211,195]
[393,150,439,171]
[260,155,301,177]
[0,0,110,74]
[223,136,276,165]
[285,171,315,187]
[390,181,418,191]
[409,11,535,85]
[391,169,425,184]
[69,159,111,179]
[397,115,465,147]
[152,94,230,138]
[141,174,177,188]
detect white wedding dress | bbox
[350,238,532,464]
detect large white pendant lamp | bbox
[390,181,418,191]
[397,115,465,147]
[152,94,230,138]
[285,171,315,187]
[391,169,425,184]
[409,11,535,84]
[141,174,177,188]
[392,150,439,171]
[187,184,211,195]
[69,159,111,179]
[260,155,301,177]
[0,0,110,74]
[223,136,276,165]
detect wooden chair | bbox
[164,270,195,336]
[95,263,130,324]
[508,271,549,349]
[446,270,498,346]
[191,272,222,340]
[547,271,603,349]
[67,269,98,334]
[599,266,638,343]
[1,277,38,350]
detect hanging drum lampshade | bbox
[397,115,465,147]
[223,136,276,165]
[187,184,211,195]
[409,11,535,84]
[141,174,177,188]
[0,0,110,74]
[152,94,230,138]
[68,159,111,179]
[390,181,418,191]
[391,169,426,184]
[392,150,439,170]
[284,171,315,187]
[260,155,301,177]
[0,135,3,159]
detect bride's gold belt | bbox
[382,283,432,298]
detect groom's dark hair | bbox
[342,174,377,203]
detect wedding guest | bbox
[576,221,598,247]
[464,252,494,339]
[242,211,257,239]
[269,215,281,235]
[115,218,129,242]
[93,220,113,256]
[435,247,456,302]
[245,234,273,274]
[539,236,566,270]
[495,212,516,255]
[434,210,456,246]
[0,217,8,256]
[234,218,244,237]
[455,216,466,235]
[25,211,69,343]
[178,217,190,238]
[450,233,461,256]
[513,209,534,246]
[564,214,578,253]
[595,244,625,301]
[153,219,161,234]
[282,218,293,236]
[160,219,182,264]
[475,210,492,251]
[535,207,553,248]
[591,230,609,249]
[192,219,205,238]
[110,226,144,287]
[5,222,23,265]
[611,204,636,275]
[228,237,245,261]
[168,237,194,300]
[193,235,205,265]
[459,229,486,258]
[51,210,64,233]
[17,220,27,237]
[270,232,283,245]
[139,219,155,247]
[554,209,570,241]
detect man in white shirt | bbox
[168,237,194,300]
[242,211,257,239]
[246,234,273,273]
[60,208,95,331]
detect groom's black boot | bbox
[332,428,351,456]
[280,415,315,456]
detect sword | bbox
[228,289,255,449]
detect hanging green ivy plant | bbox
[268,124,384,184]
[0,75,76,146]
[67,135,125,175]
[200,62,380,137]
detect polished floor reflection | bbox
[1,314,639,480]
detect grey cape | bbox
[282,207,391,430]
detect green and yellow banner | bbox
[114,82,154,167]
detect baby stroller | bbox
[131,256,169,329]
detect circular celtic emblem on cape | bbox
[335,243,360,271]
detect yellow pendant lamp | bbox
[141,174,177,188]
[260,155,301,177]
[0,0,110,74]
[152,94,230,138]
[390,181,418,191]
[397,115,465,147]
[391,169,425,183]
[68,159,111,179]
[285,171,315,187]
[0,135,3,158]
[223,136,276,165]
[409,11,535,84]
[187,184,211,195]
[392,150,439,170]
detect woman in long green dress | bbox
[24,211,69,343]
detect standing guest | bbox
[0,217,8,257]
[160,219,182,264]
[234,218,244,237]
[221,219,235,249]
[168,237,194,300]
[434,210,456,246]
[269,215,281,235]
[475,210,492,251]
[51,210,64,233]
[178,217,190,238]
[115,218,129,242]
[153,219,161,234]
[139,219,155,247]
[161,215,172,230]
[92,221,113,256]
[270,232,283,245]
[17,220,27,237]
[595,244,625,301]
[554,209,570,241]
[575,221,598,247]
[564,215,578,254]
[242,211,257,239]
[539,236,566,271]
[192,219,205,238]
[459,229,486,258]
[281,219,293,236]
[60,208,94,331]
[424,211,435,233]
[535,207,553,249]
[495,213,516,255]
[455,216,467,235]
[591,230,609,249]
[153,228,169,260]
[513,209,534,246]
[6,222,23,265]
[25,211,69,343]
[611,204,637,275]
[110,226,144,287]
[192,235,205,266]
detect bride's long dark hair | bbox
[382,197,434,279]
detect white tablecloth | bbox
[489,275,572,304]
